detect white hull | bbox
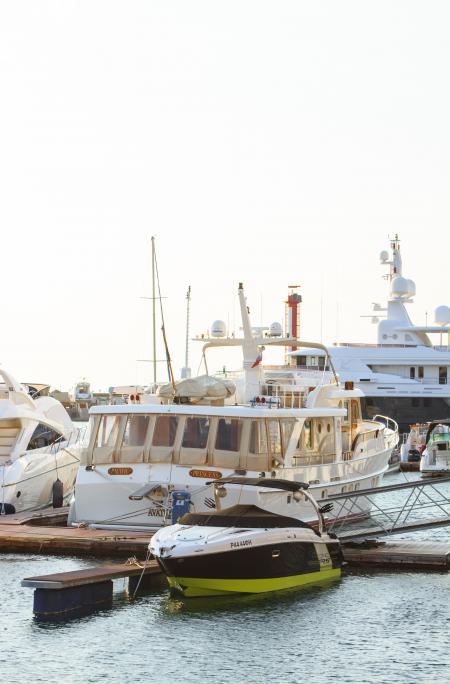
[70,446,391,530]
[0,447,79,513]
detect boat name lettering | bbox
[230,540,252,548]
[189,469,222,479]
[147,508,171,517]
[108,467,133,475]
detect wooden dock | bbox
[342,539,450,570]
[22,560,162,620]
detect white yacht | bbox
[420,421,450,476]
[290,236,450,431]
[69,286,397,531]
[0,369,81,514]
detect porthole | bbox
[16,491,21,498]
[318,423,322,434]
[327,423,331,433]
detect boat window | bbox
[267,420,282,457]
[182,417,210,449]
[96,415,121,447]
[28,423,63,450]
[122,415,151,447]
[418,366,424,379]
[439,367,448,385]
[153,415,179,447]
[249,421,268,455]
[215,418,242,452]
[410,367,416,379]
[297,419,312,449]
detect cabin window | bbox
[28,423,63,450]
[410,367,416,379]
[418,366,424,379]
[267,420,282,457]
[122,415,151,447]
[300,419,312,449]
[439,367,448,385]
[411,398,420,407]
[96,415,121,447]
[249,421,268,455]
[153,415,179,447]
[215,418,242,452]
[296,355,307,367]
[182,417,210,449]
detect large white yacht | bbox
[68,285,397,531]
[0,369,81,514]
[290,236,450,431]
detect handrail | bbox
[372,414,399,434]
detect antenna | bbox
[181,286,192,379]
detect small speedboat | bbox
[150,477,343,597]
[420,420,450,477]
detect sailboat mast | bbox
[182,286,192,379]
[151,236,157,385]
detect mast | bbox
[151,236,157,385]
[181,286,192,379]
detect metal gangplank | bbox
[326,476,450,540]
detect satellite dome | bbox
[211,320,227,338]
[391,276,409,298]
[269,322,283,337]
[380,250,389,263]
[435,306,450,326]
[406,279,416,297]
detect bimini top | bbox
[206,477,309,491]
[179,504,313,529]
[425,419,450,444]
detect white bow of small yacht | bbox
[0,368,82,514]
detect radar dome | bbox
[380,250,389,263]
[269,322,283,337]
[435,306,450,326]
[391,276,409,298]
[406,279,416,297]
[211,320,227,338]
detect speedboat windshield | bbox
[179,504,314,529]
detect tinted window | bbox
[182,417,210,449]
[153,416,178,447]
[28,423,63,450]
[215,418,242,452]
[249,421,268,455]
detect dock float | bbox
[0,523,150,556]
[342,540,450,570]
[22,560,162,620]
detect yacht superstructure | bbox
[290,236,450,431]
[69,285,397,531]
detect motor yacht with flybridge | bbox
[69,283,398,531]
[150,477,342,597]
[289,236,450,431]
[0,368,81,514]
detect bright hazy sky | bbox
[1,2,449,390]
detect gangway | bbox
[325,476,450,540]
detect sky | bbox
[0,1,449,391]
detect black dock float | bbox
[22,561,162,620]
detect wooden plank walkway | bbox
[22,560,161,589]
[342,540,450,570]
[0,507,69,527]
[0,523,151,557]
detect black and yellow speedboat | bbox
[149,478,342,597]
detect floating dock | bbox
[342,540,450,570]
[22,560,161,620]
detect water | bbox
[2,473,450,684]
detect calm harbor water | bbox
[2,473,450,684]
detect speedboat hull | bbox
[160,543,341,597]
